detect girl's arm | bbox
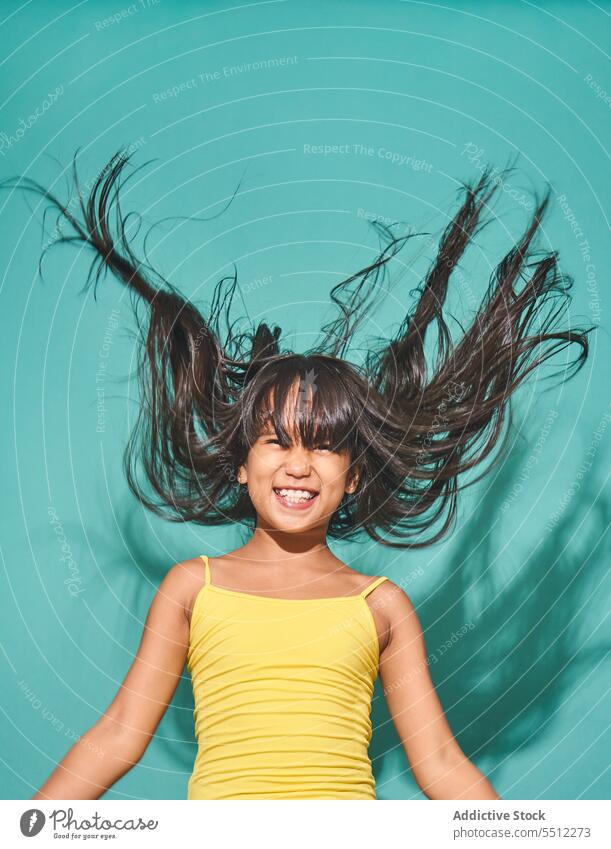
[378,584,501,800]
[32,562,192,800]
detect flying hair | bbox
[0,148,594,548]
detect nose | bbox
[282,443,313,476]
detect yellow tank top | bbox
[187,554,388,800]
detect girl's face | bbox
[236,418,359,534]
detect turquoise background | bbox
[0,0,609,801]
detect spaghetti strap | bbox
[199,554,211,587]
[360,575,388,598]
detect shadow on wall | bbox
[369,431,610,800]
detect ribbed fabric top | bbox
[186,554,388,800]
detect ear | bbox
[237,465,247,485]
[345,465,360,495]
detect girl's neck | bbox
[228,532,338,571]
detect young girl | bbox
[4,150,591,800]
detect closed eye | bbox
[263,438,333,451]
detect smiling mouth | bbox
[272,487,320,509]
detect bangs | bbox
[242,356,360,455]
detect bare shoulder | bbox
[163,556,207,618]
[375,578,416,610]
[373,580,424,659]
[367,578,418,639]
[374,578,418,620]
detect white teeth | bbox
[275,488,317,501]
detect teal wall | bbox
[1,0,608,800]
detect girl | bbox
[4,150,592,800]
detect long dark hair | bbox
[1,149,594,548]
